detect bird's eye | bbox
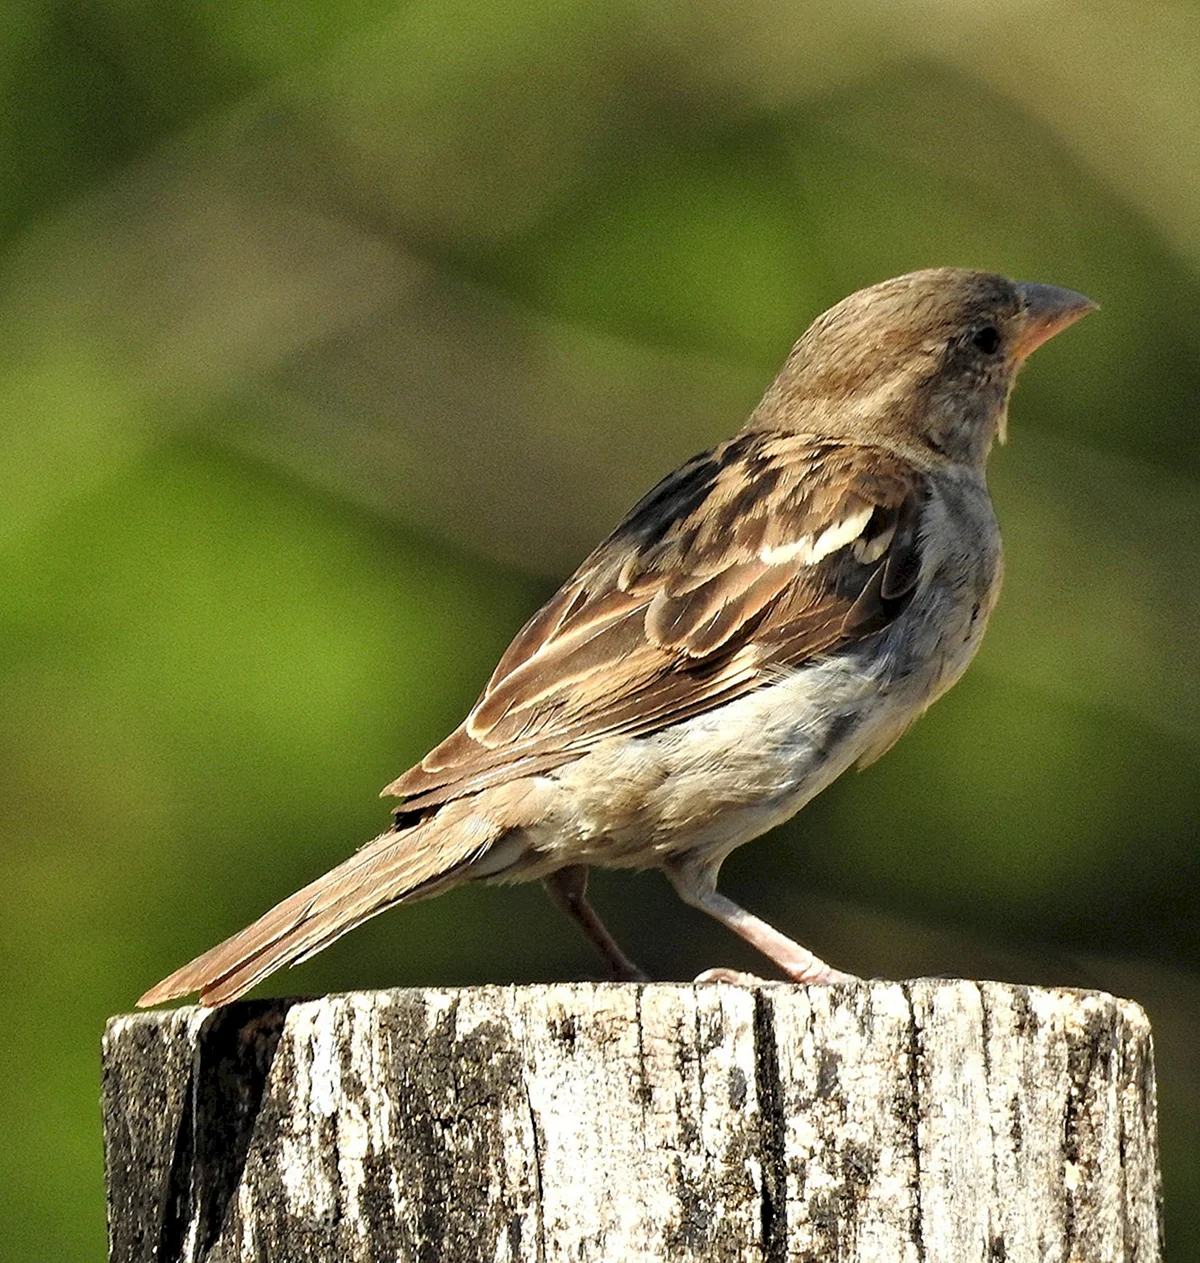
[971,325,1002,354]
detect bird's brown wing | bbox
[386,434,927,812]
[137,435,927,1008]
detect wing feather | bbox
[384,434,928,809]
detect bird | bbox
[138,268,1095,1008]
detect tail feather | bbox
[137,810,499,1008]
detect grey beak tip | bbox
[1015,280,1099,319]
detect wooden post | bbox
[102,981,1163,1262]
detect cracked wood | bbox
[102,981,1163,1262]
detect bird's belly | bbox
[531,653,919,869]
[512,549,999,875]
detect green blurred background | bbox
[2,0,1198,1256]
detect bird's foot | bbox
[694,964,861,986]
[694,967,775,985]
[789,961,860,985]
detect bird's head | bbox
[751,268,1096,469]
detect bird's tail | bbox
[137,807,500,1008]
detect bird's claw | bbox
[693,967,776,985]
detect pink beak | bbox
[1012,282,1097,360]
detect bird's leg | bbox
[543,865,648,982]
[664,858,858,985]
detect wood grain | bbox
[103,981,1163,1262]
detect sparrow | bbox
[139,268,1095,1008]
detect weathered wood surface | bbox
[103,981,1162,1262]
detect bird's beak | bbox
[1012,282,1098,361]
